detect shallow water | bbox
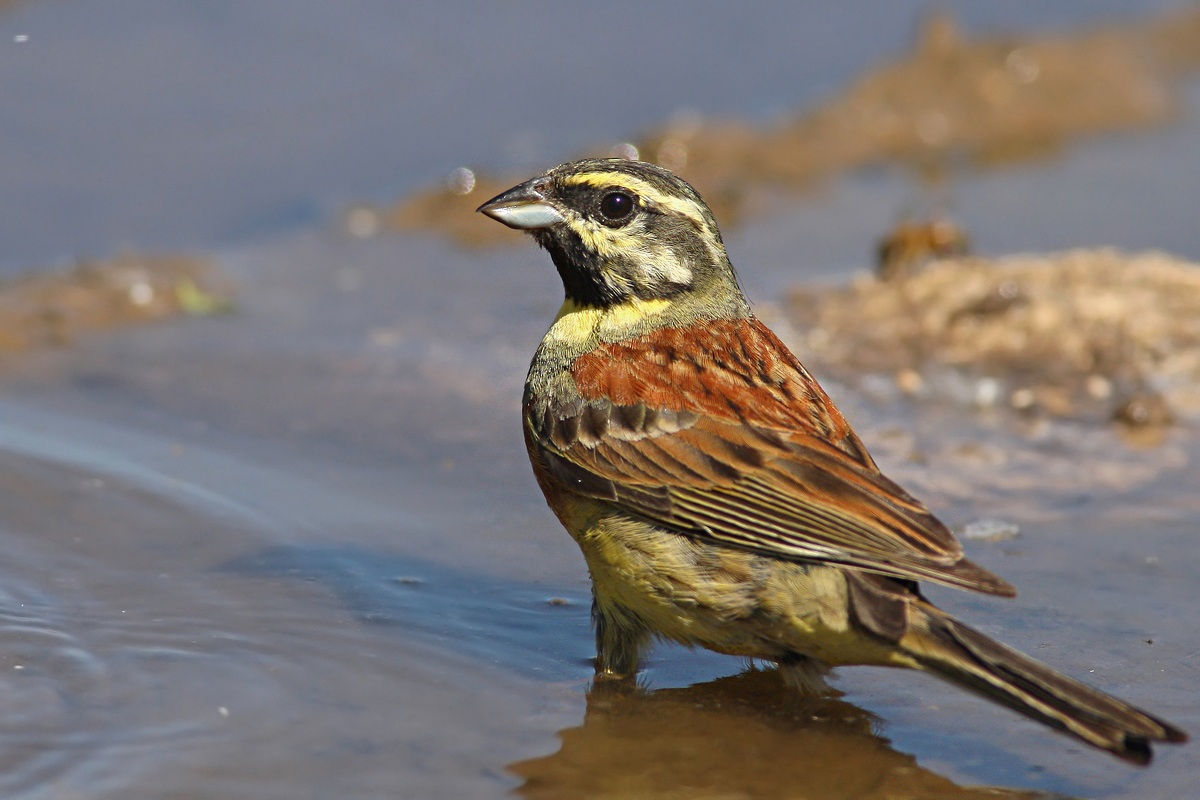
[1,224,1195,798]
[1,2,1198,798]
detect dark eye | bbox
[599,191,636,224]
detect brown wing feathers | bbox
[537,316,1015,597]
[570,318,851,438]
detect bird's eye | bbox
[598,191,636,224]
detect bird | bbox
[476,157,1187,764]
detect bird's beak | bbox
[476,177,565,230]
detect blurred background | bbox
[0,2,1197,798]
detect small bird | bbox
[477,158,1187,764]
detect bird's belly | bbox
[567,505,882,664]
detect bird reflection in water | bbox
[510,668,1074,800]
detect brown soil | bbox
[785,248,1200,427]
[0,253,233,356]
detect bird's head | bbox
[478,159,749,323]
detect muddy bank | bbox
[0,253,232,358]
[784,248,1200,428]
[371,7,1200,247]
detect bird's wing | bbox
[531,316,1014,596]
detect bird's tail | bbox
[901,602,1187,764]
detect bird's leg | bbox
[778,652,834,695]
[592,595,650,678]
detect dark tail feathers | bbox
[905,603,1187,764]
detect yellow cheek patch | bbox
[570,216,692,287]
[574,218,641,260]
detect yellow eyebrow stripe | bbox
[560,172,708,228]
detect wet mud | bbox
[0,253,231,357]
[786,248,1200,426]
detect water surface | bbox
[0,3,1197,798]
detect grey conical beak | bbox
[476,177,565,230]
